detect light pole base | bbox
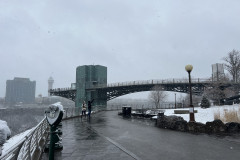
[189,112,195,122]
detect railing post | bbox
[36,128,39,149]
[66,108,68,118]
[28,135,33,160]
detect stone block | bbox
[226,122,240,133]
[206,119,226,134]
[174,120,188,132]
[188,122,205,133]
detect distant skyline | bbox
[1,0,240,99]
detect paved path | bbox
[42,111,240,160]
[41,117,135,160]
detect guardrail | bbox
[0,107,83,160]
[0,118,49,160]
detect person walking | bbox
[88,99,94,119]
[81,101,87,118]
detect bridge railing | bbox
[0,107,84,160]
[50,87,72,92]
[93,78,210,89]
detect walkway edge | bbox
[87,126,141,160]
[105,137,141,160]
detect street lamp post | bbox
[185,65,195,122]
[175,93,177,109]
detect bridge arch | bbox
[102,81,206,101]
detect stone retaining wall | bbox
[157,114,240,134]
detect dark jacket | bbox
[88,99,94,110]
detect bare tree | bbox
[204,84,225,105]
[148,86,168,108]
[184,94,201,107]
[224,88,235,98]
[223,49,240,83]
[204,78,236,105]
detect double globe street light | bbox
[185,64,195,122]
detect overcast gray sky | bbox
[0,0,240,98]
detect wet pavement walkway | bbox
[42,111,240,160]
[41,116,135,160]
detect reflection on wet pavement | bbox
[41,117,135,160]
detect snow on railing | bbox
[0,107,83,160]
[0,118,48,160]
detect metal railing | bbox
[0,107,84,160]
[93,78,210,89]
[0,118,49,160]
[63,107,81,119]
[106,104,190,111]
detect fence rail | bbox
[0,107,83,160]
[106,104,190,111]
[0,118,49,160]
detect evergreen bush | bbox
[201,96,210,108]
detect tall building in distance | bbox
[5,77,36,104]
[212,63,225,81]
[76,65,107,108]
[48,76,54,96]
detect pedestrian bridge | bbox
[50,78,211,101]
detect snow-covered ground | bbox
[0,128,33,157]
[152,104,240,124]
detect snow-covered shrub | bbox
[0,120,11,146]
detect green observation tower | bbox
[75,65,107,109]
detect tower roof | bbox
[48,76,54,81]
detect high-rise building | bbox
[5,77,36,104]
[48,76,54,96]
[76,65,107,108]
[212,63,225,81]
